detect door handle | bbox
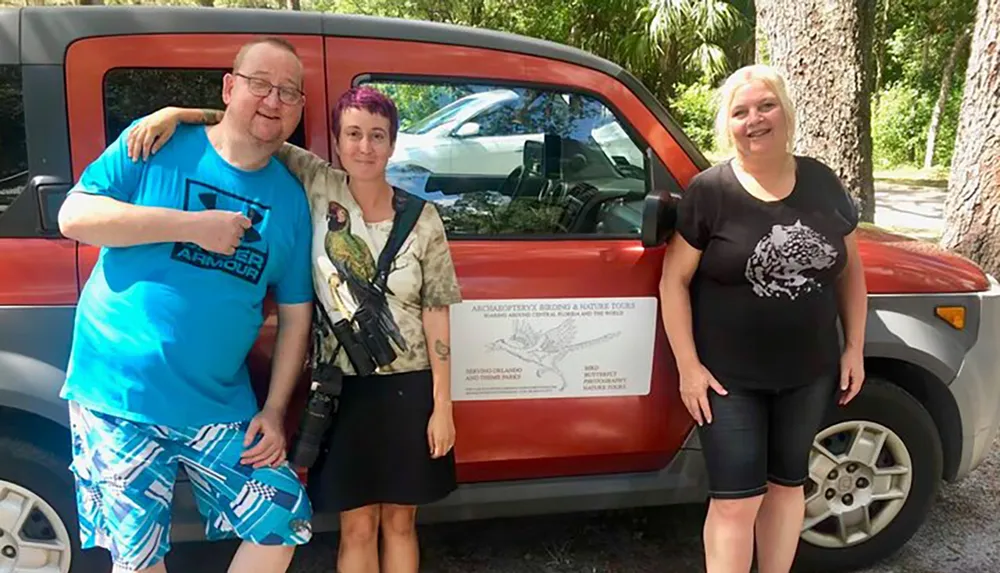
[28,175,71,236]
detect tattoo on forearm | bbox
[434,340,451,361]
[201,109,224,125]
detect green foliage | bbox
[872,84,931,168]
[930,82,964,167]
[871,80,964,169]
[669,82,718,151]
[322,0,753,105]
[880,0,976,91]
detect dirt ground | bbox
[166,433,999,573]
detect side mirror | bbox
[640,148,682,247]
[454,122,481,138]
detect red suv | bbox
[1,6,998,573]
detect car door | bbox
[0,56,80,425]
[62,33,329,435]
[325,35,700,483]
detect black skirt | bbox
[307,369,457,512]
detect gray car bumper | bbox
[950,273,1000,479]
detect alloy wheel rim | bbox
[0,480,72,573]
[801,420,913,548]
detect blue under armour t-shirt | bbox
[60,121,313,427]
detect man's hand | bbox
[188,210,252,256]
[241,407,287,469]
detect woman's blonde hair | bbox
[713,64,797,155]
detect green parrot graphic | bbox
[322,199,410,357]
[324,200,376,284]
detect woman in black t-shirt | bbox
[659,65,868,573]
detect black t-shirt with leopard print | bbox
[676,155,859,390]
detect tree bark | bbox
[755,0,877,222]
[924,27,971,169]
[199,0,215,6]
[941,0,1000,274]
[286,0,301,10]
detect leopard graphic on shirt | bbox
[745,220,838,300]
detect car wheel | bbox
[793,378,943,572]
[0,436,109,573]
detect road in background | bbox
[873,181,947,241]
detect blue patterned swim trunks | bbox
[67,401,313,571]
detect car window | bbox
[0,65,27,217]
[364,80,649,239]
[103,68,306,147]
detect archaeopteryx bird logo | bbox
[487,318,620,390]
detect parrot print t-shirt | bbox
[276,144,463,376]
[675,155,859,390]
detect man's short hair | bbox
[232,37,300,71]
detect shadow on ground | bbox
[166,435,999,573]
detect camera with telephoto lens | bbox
[330,305,397,376]
[289,363,342,469]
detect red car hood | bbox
[857,224,990,294]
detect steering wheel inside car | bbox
[498,165,526,198]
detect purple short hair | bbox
[331,86,399,143]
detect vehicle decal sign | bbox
[450,296,657,400]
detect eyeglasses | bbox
[233,73,304,105]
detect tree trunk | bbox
[286,0,301,10]
[199,0,215,6]
[77,0,103,4]
[924,27,971,169]
[941,0,1000,274]
[755,0,877,222]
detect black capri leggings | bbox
[697,374,839,499]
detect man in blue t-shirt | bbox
[57,38,314,573]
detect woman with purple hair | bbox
[127,86,462,573]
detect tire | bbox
[793,378,943,572]
[0,436,110,573]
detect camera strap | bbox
[372,188,426,294]
[311,188,426,372]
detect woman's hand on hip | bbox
[427,402,456,459]
[679,362,727,426]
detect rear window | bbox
[0,65,27,216]
[102,68,306,147]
